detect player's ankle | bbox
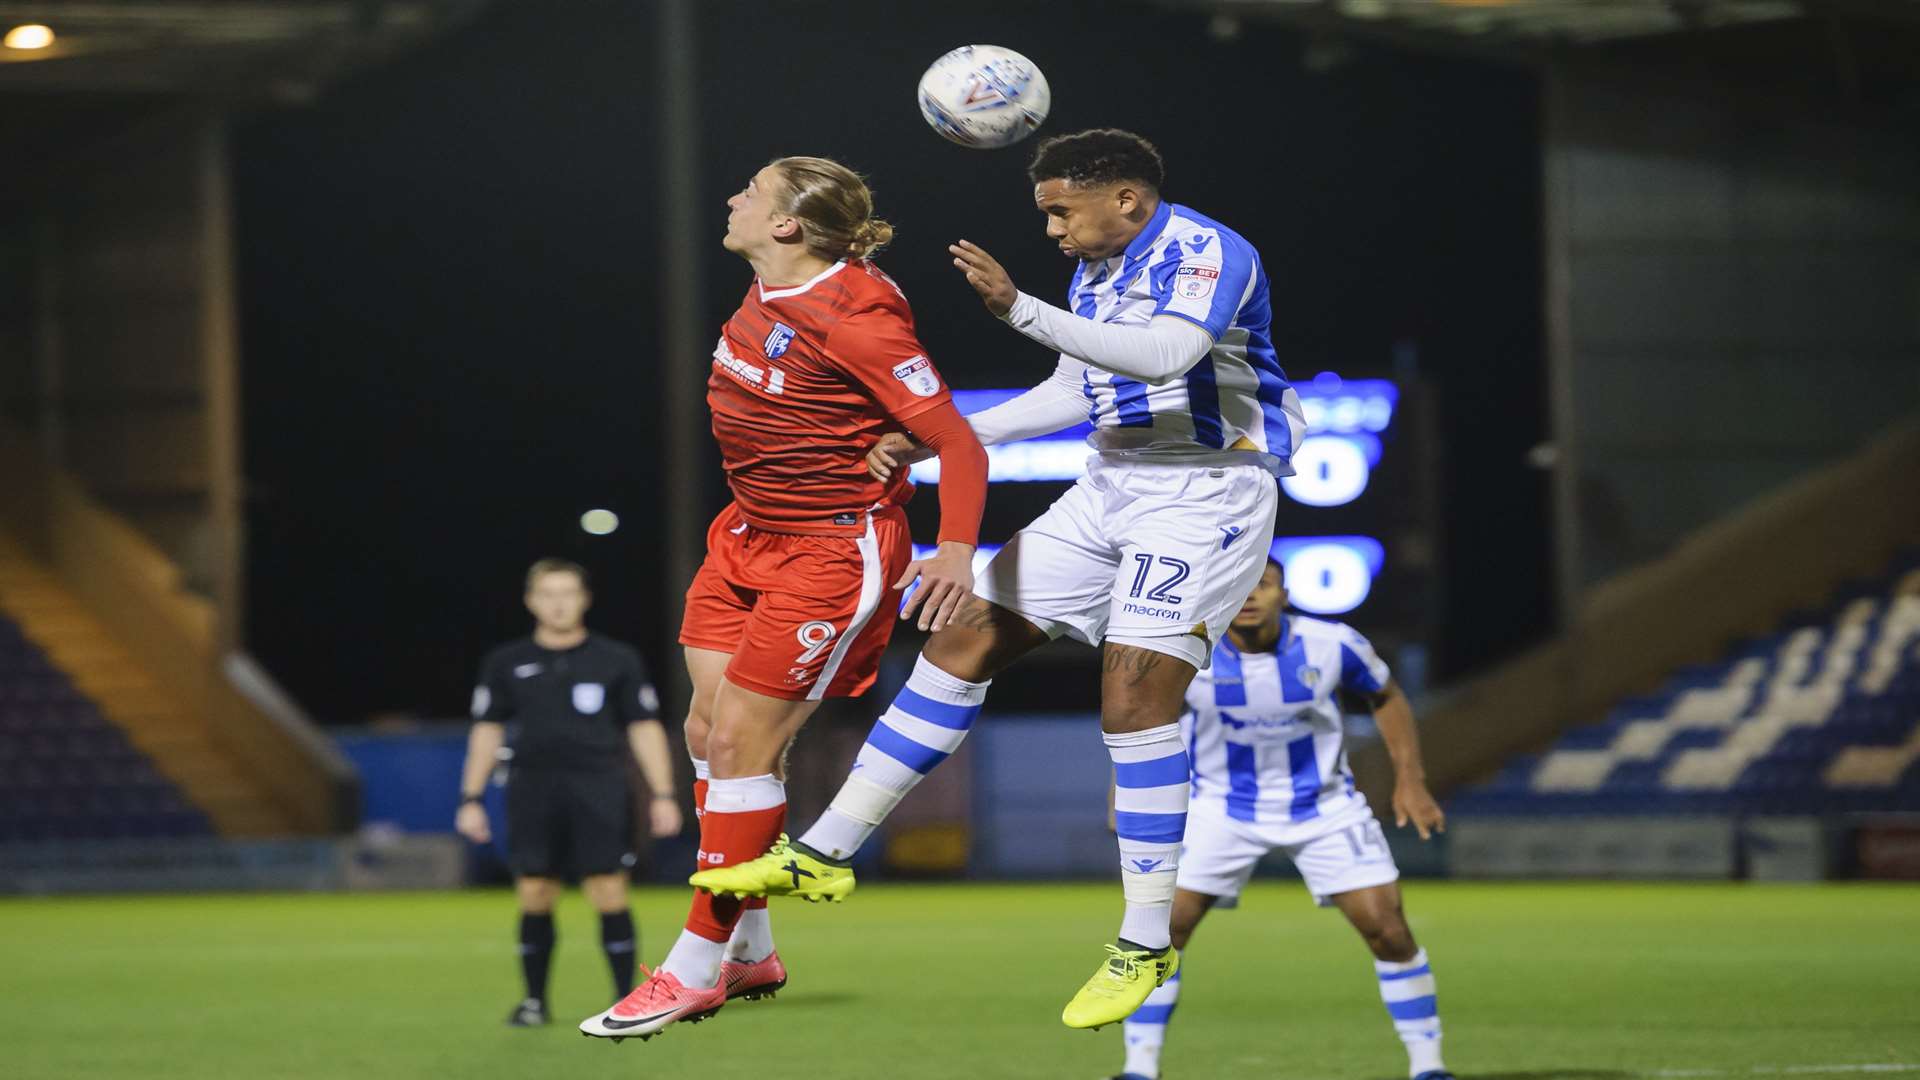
[791,839,850,866]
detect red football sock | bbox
[685,801,786,942]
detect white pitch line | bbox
[1643,1060,1920,1068]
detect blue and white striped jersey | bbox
[1182,616,1392,827]
[1066,200,1303,473]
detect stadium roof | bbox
[0,1,490,97]
[1155,0,1920,53]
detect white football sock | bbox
[1107,722,1189,950]
[798,656,989,860]
[726,908,774,965]
[659,929,726,990]
[1377,948,1444,1077]
[1121,967,1181,1077]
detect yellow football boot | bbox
[1061,944,1180,1030]
[688,835,856,903]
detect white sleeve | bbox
[964,353,1088,447]
[1000,291,1215,385]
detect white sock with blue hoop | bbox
[1106,722,1189,950]
[1377,948,1445,1077]
[798,655,990,861]
[1120,967,1181,1077]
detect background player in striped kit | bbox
[578,156,988,1042]
[693,128,1299,1030]
[1112,557,1452,1080]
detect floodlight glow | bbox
[1280,436,1372,507]
[4,24,54,50]
[1269,536,1386,615]
[579,509,620,535]
[911,377,1397,491]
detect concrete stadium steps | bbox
[0,542,294,838]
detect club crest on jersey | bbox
[1298,666,1322,689]
[572,683,605,714]
[892,355,940,398]
[763,322,796,359]
[1175,264,1219,300]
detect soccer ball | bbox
[916,45,1051,150]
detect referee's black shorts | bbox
[504,767,634,879]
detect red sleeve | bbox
[900,401,987,549]
[822,309,952,423]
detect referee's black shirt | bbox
[472,635,661,772]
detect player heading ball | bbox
[579,157,989,1042]
[696,127,1306,1031]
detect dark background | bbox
[234,0,1545,722]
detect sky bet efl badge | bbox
[763,322,796,359]
[1175,265,1218,299]
[892,355,940,397]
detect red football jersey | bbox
[708,260,953,535]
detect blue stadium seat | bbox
[0,612,215,845]
[1448,554,1920,818]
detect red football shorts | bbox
[680,502,912,701]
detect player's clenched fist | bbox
[895,540,976,633]
[866,431,936,481]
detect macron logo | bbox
[1219,525,1244,550]
[1129,858,1166,874]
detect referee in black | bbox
[455,558,683,1027]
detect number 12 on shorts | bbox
[1128,554,1190,605]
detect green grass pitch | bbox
[4,882,1917,1079]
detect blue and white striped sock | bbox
[798,656,989,861]
[1376,948,1445,1077]
[1107,722,1189,950]
[1121,968,1181,1078]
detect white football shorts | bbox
[1176,795,1400,906]
[972,454,1278,671]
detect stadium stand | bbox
[1449,556,1920,817]
[0,611,213,844]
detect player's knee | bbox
[705,717,773,774]
[515,877,559,913]
[1101,695,1178,734]
[922,628,999,683]
[1362,917,1418,962]
[683,709,712,759]
[922,600,1043,682]
[581,874,627,912]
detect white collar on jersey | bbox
[758,259,847,302]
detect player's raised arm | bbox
[952,240,1221,386]
[866,353,1088,482]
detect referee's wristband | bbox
[460,794,484,806]
[651,793,677,801]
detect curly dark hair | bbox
[1026,128,1165,191]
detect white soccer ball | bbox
[916,45,1051,150]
